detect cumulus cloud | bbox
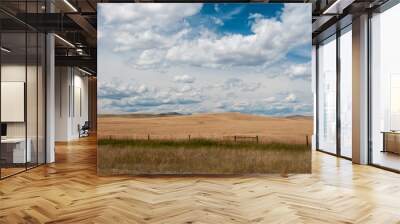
[223,78,261,92]
[99,3,310,70]
[211,17,224,26]
[98,81,148,99]
[98,79,203,113]
[284,63,311,80]
[218,101,312,116]
[98,4,313,116]
[98,78,312,116]
[217,92,311,116]
[173,75,196,83]
[164,5,310,68]
[99,3,202,29]
[284,93,297,102]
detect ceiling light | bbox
[323,1,341,15]
[322,0,354,15]
[1,47,11,53]
[78,67,92,76]
[63,0,78,12]
[54,34,75,48]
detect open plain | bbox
[98,112,313,144]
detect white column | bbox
[45,0,56,163]
[46,33,55,163]
[312,45,317,150]
[352,14,369,164]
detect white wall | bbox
[55,66,69,141]
[55,67,89,141]
[1,65,37,138]
[1,63,46,164]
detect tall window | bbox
[340,27,352,158]
[317,35,337,154]
[371,3,400,171]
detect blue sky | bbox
[98,3,312,116]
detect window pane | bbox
[317,36,337,154]
[340,28,352,158]
[371,3,400,171]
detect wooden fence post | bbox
[188,134,191,141]
[148,134,150,141]
[306,135,309,147]
[234,136,237,142]
[256,135,259,143]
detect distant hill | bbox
[285,115,313,120]
[98,112,187,118]
[99,112,312,119]
[158,112,186,116]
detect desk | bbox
[382,131,400,154]
[1,138,31,163]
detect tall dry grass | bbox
[97,138,311,175]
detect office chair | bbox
[79,121,90,138]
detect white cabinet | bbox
[1,138,32,163]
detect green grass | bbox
[98,138,307,151]
[97,138,311,175]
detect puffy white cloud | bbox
[223,78,261,92]
[263,96,277,103]
[211,17,224,26]
[98,77,312,116]
[98,4,313,116]
[284,93,297,102]
[217,92,311,116]
[180,85,194,93]
[100,4,311,70]
[99,3,202,29]
[98,79,204,113]
[98,81,148,99]
[164,5,310,68]
[173,75,196,83]
[248,13,263,20]
[284,63,311,80]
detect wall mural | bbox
[97,3,313,175]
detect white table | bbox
[1,138,31,163]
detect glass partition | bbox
[27,31,38,169]
[0,3,46,179]
[317,35,337,154]
[1,31,28,177]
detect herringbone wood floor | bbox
[1,136,400,224]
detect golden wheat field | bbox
[98,112,313,144]
[97,112,313,174]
